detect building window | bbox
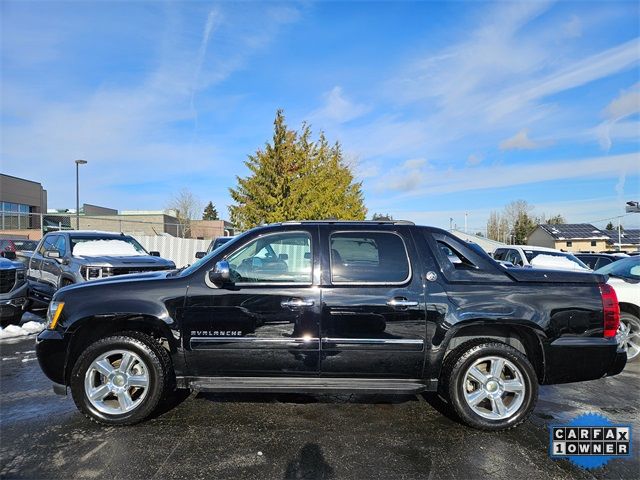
[591,241,597,247]
[566,241,573,247]
[1,201,31,230]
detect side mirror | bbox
[44,250,61,259]
[1,251,17,260]
[278,253,288,261]
[149,251,160,257]
[208,260,231,285]
[195,251,206,259]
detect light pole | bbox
[75,159,87,229]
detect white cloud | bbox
[377,157,429,192]
[0,3,303,210]
[466,154,483,166]
[383,152,640,198]
[403,158,427,170]
[310,86,370,124]
[563,15,582,38]
[605,84,640,120]
[499,129,540,150]
[596,84,640,150]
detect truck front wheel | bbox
[440,340,538,431]
[70,332,171,425]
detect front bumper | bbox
[35,329,68,385]
[0,282,29,323]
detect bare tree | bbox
[167,188,200,238]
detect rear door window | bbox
[330,232,410,284]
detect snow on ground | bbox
[73,239,141,257]
[0,321,45,340]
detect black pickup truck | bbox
[35,221,626,430]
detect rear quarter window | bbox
[423,230,506,283]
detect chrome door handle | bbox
[386,298,419,308]
[281,298,315,309]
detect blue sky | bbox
[1,0,639,232]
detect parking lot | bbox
[1,330,638,480]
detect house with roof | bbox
[601,228,640,252]
[527,224,610,252]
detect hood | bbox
[61,270,172,292]
[72,254,174,267]
[0,257,24,269]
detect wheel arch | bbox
[64,314,178,385]
[619,302,640,319]
[438,321,546,383]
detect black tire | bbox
[620,312,640,362]
[440,339,538,431]
[70,332,173,425]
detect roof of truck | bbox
[47,230,128,237]
[278,220,416,226]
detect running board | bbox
[179,376,429,395]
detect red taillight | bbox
[599,283,620,338]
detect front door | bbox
[319,227,426,378]
[181,228,321,377]
[32,234,62,298]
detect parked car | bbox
[0,238,39,253]
[575,253,626,270]
[195,236,235,259]
[0,254,28,326]
[36,221,625,430]
[493,245,590,271]
[596,257,640,361]
[0,238,38,263]
[25,231,175,307]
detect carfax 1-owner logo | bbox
[549,413,632,469]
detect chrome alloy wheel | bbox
[84,349,150,415]
[618,317,640,360]
[462,356,526,420]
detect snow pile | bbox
[74,239,140,257]
[530,254,588,271]
[0,321,45,340]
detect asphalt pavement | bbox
[1,333,638,480]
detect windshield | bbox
[523,250,589,269]
[12,240,38,251]
[71,236,148,256]
[179,232,248,276]
[596,257,640,281]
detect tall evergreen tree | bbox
[202,201,219,220]
[229,110,367,230]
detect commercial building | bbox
[0,174,47,237]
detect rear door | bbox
[319,225,426,378]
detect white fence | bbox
[131,234,209,268]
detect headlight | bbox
[16,269,25,282]
[47,301,65,330]
[81,266,102,280]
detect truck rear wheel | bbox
[619,312,640,361]
[440,340,538,431]
[70,332,171,425]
